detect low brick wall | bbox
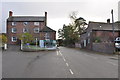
[92,43,114,54]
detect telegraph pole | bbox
[111,9,115,53]
[111,9,115,40]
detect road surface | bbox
[2,46,118,78]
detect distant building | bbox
[7,11,56,48]
[79,20,120,53]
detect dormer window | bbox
[34,27,39,33]
[11,22,16,26]
[34,22,39,26]
[23,22,28,26]
[11,27,17,33]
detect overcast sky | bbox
[1,0,120,38]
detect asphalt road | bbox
[2,45,118,78]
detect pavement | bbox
[2,45,119,78]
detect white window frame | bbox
[11,22,16,26]
[34,22,39,26]
[11,37,17,42]
[11,27,17,33]
[23,22,28,26]
[23,28,28,33]
[34,27,39,33]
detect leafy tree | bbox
[2,34,7,44]
[74,17,87,34]
[19,33,34,44]
[0,34,7,47]
[69,12,87,35]
[58,11,87,47]
[58,24,79,47]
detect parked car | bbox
[115,37,120,51]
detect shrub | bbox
[93,37,101,43]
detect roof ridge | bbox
[89,21,108,24]
[40,26,56,32]
[7,16,45,21]
[11,16,45,17]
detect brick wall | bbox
[91,30,120,53]
[7,21,54,44]
[40,32,56,40]
[92,43,114,54]
[92,30,119,42]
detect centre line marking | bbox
[69,69,74,75]
[63,57,66,61]
[59,51,62,56]
[66,63,69,67]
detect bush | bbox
[30,41,39,45]
[19,33,34,44]
[93,37,101,43]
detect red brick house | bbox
[7,11,56,47]
[80,20,120,53]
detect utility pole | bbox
[111,9,115,40]
[111,9,115,53]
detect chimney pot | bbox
[9,11,13,17]
[107,19,110,23]
[45,12,47,26]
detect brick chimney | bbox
[9,11,13,17]
[45,12,47,26]
[107,19,110,23]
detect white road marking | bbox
[66,63,69,67]
[63,57,66,61]
[106,61,117,66]
[57,51,59,56]
[58,51,66,61]
[58,51,74,75]
[69,69,74,75]
[59,51,62,56]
